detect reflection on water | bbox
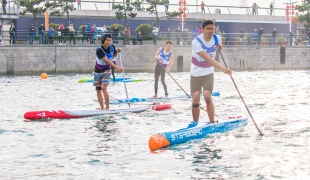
[193,143,222,164]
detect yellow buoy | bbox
[40,73,48,79]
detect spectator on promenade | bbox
[86,23,91,44]
[48,26,54,44]
[0,25,2,46]
[112,26,119,44]
[272,28,278,45]
[101,25,108,37]
[82,24,87,45]
[198,26,203,35]
[253,28,258,45]
[106,25,111,33]
[125,25,130,45]
[126,0,130,7]
[165,0,169,12]
[63,25,70,45]
[137,0,142,11]
[176,26,181,45]
[69,23,76,45]
[239,27,245,45]
[93,24,98,44]
[112,0,115,10]
[2,0,7,14]
[252,3,256,15]
[137,31,143,45]
[28,24,35,45]
[58,30,61,45]
[201,1,205,13]
[58,23,64,45]
[257,27,263,45]
[192,26,198,38]
[270,3,273,16]
[289,31,294,46]
[77,0,81,10]
[133,0,138,11]
[89,25,95,44]
[215,26,220,35]
[38,23,45,44]
[255,3,259,15]
[167,28,171,40]
[9,23,16,45]
[308,30,310,46]
[184,29,190,45]
[152,26,159,45]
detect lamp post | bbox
[284,0,297,33]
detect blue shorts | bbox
[93,70,111,87]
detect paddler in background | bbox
[153,40,174,98]
[94,33,124,110]
[189,19,231,126]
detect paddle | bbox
[157,63,191,99]
[119,52,132,113]
[219,50,263,136]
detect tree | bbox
[48,0,76,25]
[144,0,167,29]
[296,0,310,33]
[142,0,182,29]
[114,1,137,26]
[166,11,184,20]
[20,0,47,30]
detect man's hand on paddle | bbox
[221,67,232,75]
[116,66,124,72]
[216,44,222,50]
[117,48,121,52]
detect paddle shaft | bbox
[219,50,263,136]
[119,53,132,112]
[158,63,191,98]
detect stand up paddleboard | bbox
[24,106,148,120]
[78,77,142,83]
[109,92,220,104]
[148,116,248,151]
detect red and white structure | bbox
[178,0,187,31]
[284,0,297,33]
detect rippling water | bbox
[0,70,309,179]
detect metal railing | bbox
[69,0,288,16]
[14,1,289,17]
[0,30,309,46]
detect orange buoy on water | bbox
[148,134,170,151]
[149,104,172,111]
[40,73,48,79]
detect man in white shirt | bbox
[190,19,232,126]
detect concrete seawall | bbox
[0,46,309,75]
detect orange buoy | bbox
[40,73,48,79]
[148,134,170,151]
[150,104,172,111]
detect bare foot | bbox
[153,94,157,98]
